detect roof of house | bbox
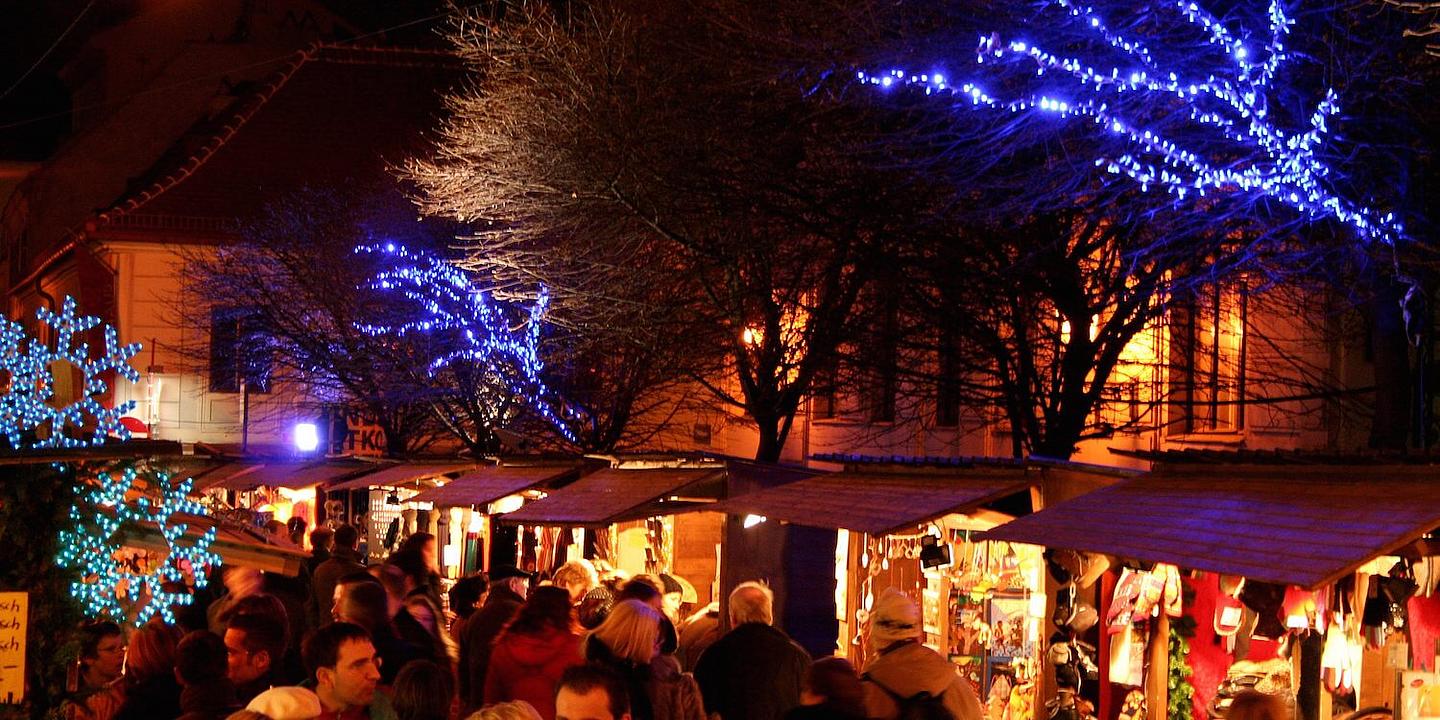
[982,467,1440,588]
[93,44,462,227]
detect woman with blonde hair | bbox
[465,700,544,720]
[585,599,705,720]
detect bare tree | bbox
[406,1,949,461]
[176,186,451,456]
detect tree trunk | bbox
[754,413,783,462]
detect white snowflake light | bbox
[858,0,1406,246]
[56,466,221,625]
[0,296,142,449]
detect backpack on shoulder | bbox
[866,676,956,720]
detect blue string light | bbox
[858,0,1405,246]
[0,296,142,449]
[354,243,579,443]
[55,466,221,626]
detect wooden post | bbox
[1147,613,1171,720]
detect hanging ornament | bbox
[56,466,221,625]
[1,296,141,449]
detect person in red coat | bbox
[485,586,585,719]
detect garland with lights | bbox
[1,295,142,449]
[859,0,1405,247]
[355,242,579,443]
[55,465,221,626]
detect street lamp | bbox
[293,422,319,453]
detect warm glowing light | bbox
[743,514,768,529]
[491,494,525,514]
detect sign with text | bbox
[0,591,26,704]
[340,411,386,457]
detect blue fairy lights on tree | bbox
[356,242,579,444]
[858,0,1406,248]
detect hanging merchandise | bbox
[988,671,1013,720]
[1238,580,1289,640]
[1362,560,1419,648]
[1107,624,1146,688]
[1215,576,1246,638]
[1006,675,1035,720]
[1160,564,1184,617]
[1106,567,1144,631]
[1116,689,1147,720]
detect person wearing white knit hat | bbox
[246,686,322,719]
[860,588,984,720]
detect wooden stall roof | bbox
[194,462,267,490]
[501,467,724,526]
[325,462,475,491]
[205,460,378,490]
[981,468,1440,589]
[128,516,310,576]
[408,465,579,507]
[706,470,1034,536]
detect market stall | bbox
[500,458,732,606]
[196,458,382,545]
[705,457,1048,716]
[405,461,585,577]
[323,461,477,562]
[984,453,1440,720]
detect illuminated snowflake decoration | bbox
[0,296,142,449]
[859,0,1406,246]
[56,466,221,626]
[355,242,579,442]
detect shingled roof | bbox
[93,44,462,228]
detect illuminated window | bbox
[1168,281,1246,433]
[209,307,272,393]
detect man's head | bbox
[224,612,285,686]
[616,576,663,614]
[77,620,126,682]
[658,574,687,620]
[448,573,489,620]
[556,663,631,720]
[310,528,335,555]
[303,622,380,713]
[222,566,265,598]
[174,630,228,687]
[728,581,774,626]
[491,567,531,599]
[334,524,359,551]
[334,577,390,632]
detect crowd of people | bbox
[57,523,990,720]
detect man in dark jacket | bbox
[312,524,366,623]
[175,630,241,720]
[459,567,529,714]
[695,581,812,720]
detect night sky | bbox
[0,0,466,162]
